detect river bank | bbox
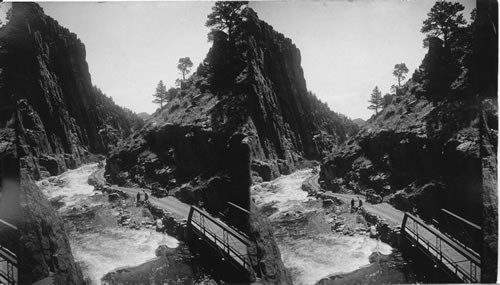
[252,169,416,285]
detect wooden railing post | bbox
[401,212,408,236]
[187,206,194,226]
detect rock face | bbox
[320,16,497,281]
[1,3,143,180]
[106,7,358,198]
[248,205,292,284]
[106,8,357,284]
[18,169,85,284]
[0,108,83,284]
[321,96,482,223]
[0,3,145,284]
[0,107,22,270]
[320,35,482,225]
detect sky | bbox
[39,0,475,120]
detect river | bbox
[37,164,411,284]
[252,169,404,285]
[36,164,179,284]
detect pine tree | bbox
[367,86,384,115]
[205,1,248,42]
[393,63,409,87]
[421,1,467,49]
[152,80,167,108]
[177,57,193,81]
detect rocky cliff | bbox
[320,18,483,221]
[106,7,357,284]
[0,3,145,284]
[18,168,85,284]
[321,92,482,223]
[106,7,358,196]
[476,0,498,282]
[320,9,497,281]
[1,3,143,180]
[0,103,84,285]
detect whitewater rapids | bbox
[252,169,392,285]
[37,164,179,284]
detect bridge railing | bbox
[402,212,481,283]
[187,206,252,273]
[0,219,17,285]
[439,208,482,254]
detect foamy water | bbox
[72,228,178,284]
[37,163,100,209]
[37,164,180,284]
[281,233,392,284]
[252,169,313,218]
[252,170,393,285]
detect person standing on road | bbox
[136,192,141,206]
[351,198,355,211]
[144,190,149,201]
[358,196,363,208]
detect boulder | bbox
[155,245,176,257]
[389,190,412,212]
[251,160,279,181]
[322,199,334,207]
[108,193,121,201]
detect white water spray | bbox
[37,164,180,284]
[252,170,392,285]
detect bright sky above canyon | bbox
[39,0,475,120]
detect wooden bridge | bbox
[401,212,481,283]
[91,167,256,282]
[0,219,17,285]
[187,205,254,281]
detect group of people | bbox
[350,197,363,211]
[136,190,149,206]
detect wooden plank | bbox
[0,219,17,231]
[0,247,16,265]
[441,209,481,231]
[227,202,250,215]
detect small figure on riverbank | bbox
[351,198,355,212]
[144,190,149,201]
[358,197,363,208]
[136,192,141,206]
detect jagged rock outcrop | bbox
[106,7,359,284]
[321,94,482,222]
[1,3,143,180]
[248,205,292,284]
[18,168,85,284]
[480,100,497,283]
[0,3,145,284]
[0,106,83,284]
[320,12,498,282]
[320,27,483,225]
[106,7,358,197]
[476,1,498,282]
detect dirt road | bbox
[307,174,404,226]
[92,168,190,218]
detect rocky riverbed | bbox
[36,163,220,284]
[252,169,416,285]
